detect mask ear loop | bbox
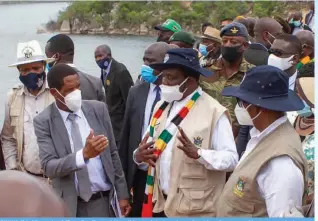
[179,77,189,94]
[245,103,262,121]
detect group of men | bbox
[0,3,315,218]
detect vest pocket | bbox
[224,198,255,217]
[177,186,215,214]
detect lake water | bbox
[0,2,155,124]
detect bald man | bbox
[254,17,283,49]
[296,30,314,60]
[94,45,133,145]
[0,170,68,217]
[119,42,174,217]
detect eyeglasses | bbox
[268,49,294,57]
[302,44,313,49]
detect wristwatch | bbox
[197,148,202,158]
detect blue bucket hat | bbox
[222,65,304,112]
[150,48,213,78]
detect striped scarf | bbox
[141,91,201,217]
[296,56,311,70]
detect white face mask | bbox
[56,89,82,112]
[234,103,262,126]
[160,77,188,103]
[268,54,294,71]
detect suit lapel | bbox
[51,104,72,154]
[138,82,151,125]
[81,102,115,185]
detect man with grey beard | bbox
[119,42,176,217]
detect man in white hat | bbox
[1,40,55,182]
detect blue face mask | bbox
[297,100,313,117]
[140,65,159,83]
[293,20,301,27]
[96,57,111,70]
[46,63,51,72]
[19,71,46,90]
[199,44,208,57]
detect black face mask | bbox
[221,45,243,63]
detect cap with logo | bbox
[154,19,182,33]
[201,26,222,44]
[9,40,55,67]
[220,22,249,40]
[169,31,196,46]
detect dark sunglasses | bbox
[268,49,294,57]
[302,44,313,49]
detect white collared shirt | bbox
[133,87,238,194]
[239,116,304,217]
[141,83,161,137]
[57,105,111,193]
[289,71,297,90]
[22,83,50,174]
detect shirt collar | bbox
[104,59,112,74]
[21,80,50,96]
[289,70,298,90]
[250,115,288,140]
[55,102,82,123]
[150,83,158,92]
[67,63,76,68]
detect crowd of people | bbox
[0,2,315,218]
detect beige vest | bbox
[217,121,308,217]
[152,91,230,217]
[7,84,54,170]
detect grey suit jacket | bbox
[74,68,106,102]
[34,100,129,217]
[118,82,150,190]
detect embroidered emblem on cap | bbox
[193,136,203,147]
[164,54,169,63]
[233,177,245,198]
[231,27,239,34]
[22,46,34,59]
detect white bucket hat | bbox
[9,40,55,67]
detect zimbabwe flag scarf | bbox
[141,91,201,217]
[296,56,311,70]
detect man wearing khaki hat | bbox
[198,26,222,67]
[1,40,55,183]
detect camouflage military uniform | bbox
[200,55,218,69]
[199,58,254,132]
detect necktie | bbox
[149,86,161,124]
[67,113,92,202]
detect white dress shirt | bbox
[133,87,238,194]
[141,83,161,137]
[57,105,111,193]
[238,116,304,217]
[289,71,297,90]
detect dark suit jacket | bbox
[236,125,252,159]
[0,142,5,170]
[103,59,133,142]
[73,67,106,102]
[118,82,150,190]
[34,100,129,216]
